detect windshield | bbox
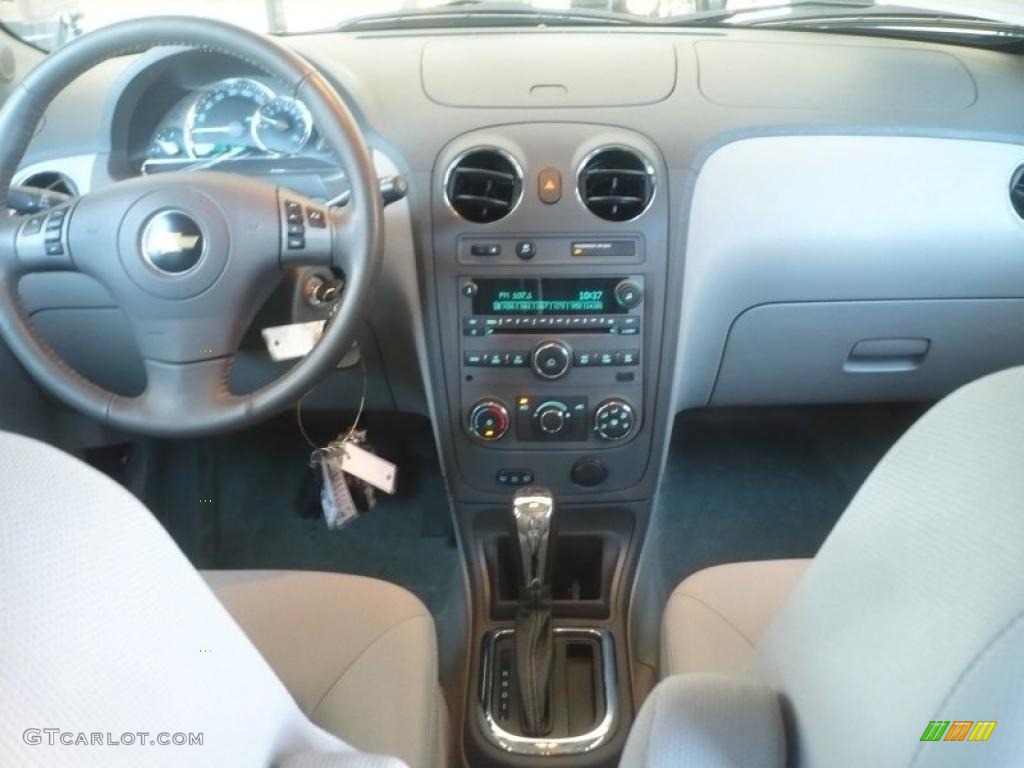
[1,0,1021,51]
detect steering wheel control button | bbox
[571,457,609,488]
[534,401,572,436]
[469,399,510,442]
[532,340,572,380]
[282,200,306,249]
[614,279,644,309]
[497,470,535,487]
[22,215,45,235]
[538,168,562,204]
[515,241,537,260]
[594,399,636,441]
[307,208,326,228]
[141,210,205,274]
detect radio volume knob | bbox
[469,399,509,441]
[614,280,643,309]
[532,340,572,380]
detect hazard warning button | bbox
[538,168,561,204]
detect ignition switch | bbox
[304,274,342,307]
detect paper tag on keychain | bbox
[262,321,326,361]
[340,441,398,495]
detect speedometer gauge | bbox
[184,78,273,159]
[251,97,313,155]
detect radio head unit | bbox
[470,277,628,316]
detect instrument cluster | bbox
[141,77,329,172]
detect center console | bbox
[460,271,645,453]
[426,124,670,766]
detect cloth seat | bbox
[0,430,445,768]
[643,366,1024,767]
[660,558,809,677]
[203,570,446,768]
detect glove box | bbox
[710,299,1024,406]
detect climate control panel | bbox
[467,395,638,444]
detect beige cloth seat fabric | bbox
[660,559,809,677]
[204,571,446,768]
[644,365,1024,767]
[0,430,441,768]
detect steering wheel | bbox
[0,17,383,437]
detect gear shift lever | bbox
[512,486,555,737]
[513,487,554,590]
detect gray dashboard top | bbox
[16,26,1024,178]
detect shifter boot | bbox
[515,582,554,736]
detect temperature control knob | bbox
[534,401,572,436]
[532,340,572,380]
[593,399,636,441]
[469,399,510,441]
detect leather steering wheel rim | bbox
[0,17,383,437]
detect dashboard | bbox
[9,26,1024,506]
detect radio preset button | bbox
[532,340,572,380]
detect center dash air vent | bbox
[20,171,78,198]
[445,148,522,223]
[1010,166,1024,219]
[578,147,655,222]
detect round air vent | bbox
[577,146,655,222]
[20,171,78,198]
[1010,166,1024,218]
[445,148,522,224]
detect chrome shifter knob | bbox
[512,486,554,590]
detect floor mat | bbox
[656,403,926,591]
[146,412,460,619]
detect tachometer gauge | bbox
[148,127,185,160]
[184,78,274,159]
[251,97,313,155]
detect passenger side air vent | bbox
[578,147,655,222]
[21,171,78,198]
[1010,166,1024,218]
[445,148,522,223]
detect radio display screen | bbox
[471,278,627,316]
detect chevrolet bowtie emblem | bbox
[147,231,201,256]
[141,211,205,274]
